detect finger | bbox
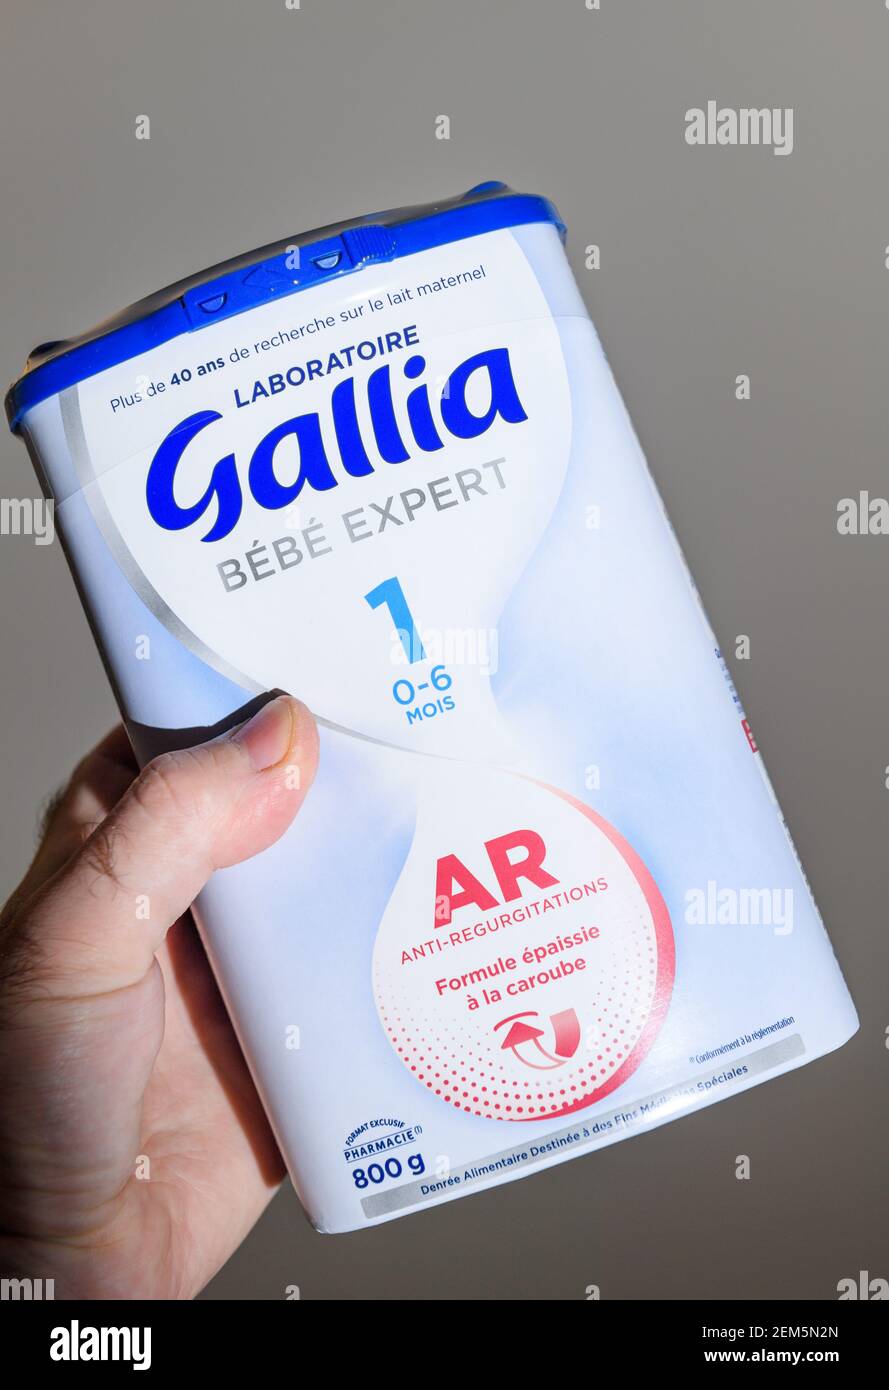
[2,726,138,927]
[36,726,137,869]
[15,695,318,998]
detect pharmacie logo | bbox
[685,101,794,156]
[145,343,528,543]
[50,1319,151,1370]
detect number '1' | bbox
[364,576,427,663]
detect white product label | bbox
[63,227,679,1132]
[73,230,571,757]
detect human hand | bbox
[0,695,317,1299]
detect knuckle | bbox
[133,752,195,825]
[133,744,228,832]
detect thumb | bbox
[20,695,317,998]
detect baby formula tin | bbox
[6,183,857,1231]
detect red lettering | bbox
[484,829,558,902]
[434,854,498,928]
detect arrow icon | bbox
[495,1009,581,1070]
[500,1018,547,1049]
[550,1008,582,1059]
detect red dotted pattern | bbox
[373,784,674,1123]
[376,927,659,1121]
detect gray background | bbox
[1,0,887,1299]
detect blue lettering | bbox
[145,410,242,543]
[248,413,337,512]
[440,348,528,439]
[146,346,527,542]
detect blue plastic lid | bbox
[6,182,564,432]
